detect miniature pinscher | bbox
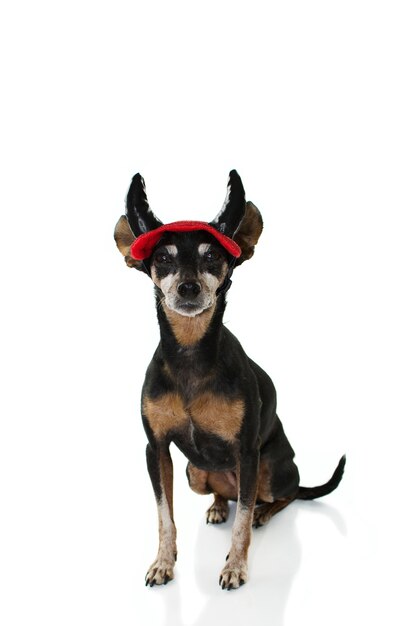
[114,170,345,590]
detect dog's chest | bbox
[143,392,244,442]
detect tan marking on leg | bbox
[186,463,210,495]
[219,504,253,589]
[207,471,238,500]
[190,394,244,441]
[160,450,174,519]
[143,394,187,439]
[162,302,216,346]
[252,496,295,528]
[146,493,177,586]
[256,459,274,503]
[230,505,253,557]
[146,451,177,587]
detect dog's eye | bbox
[155,252,170,264]
[204,250,220,262]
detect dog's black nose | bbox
[177,281,201,298]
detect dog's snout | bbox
[177,281,201,298]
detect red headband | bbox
[130,220,241,260]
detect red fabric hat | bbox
[130,220,242,260]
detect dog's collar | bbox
[130,221,242,261]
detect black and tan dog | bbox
[114,170,345,590]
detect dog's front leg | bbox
[145,443,177,586]
[219,451,259,590]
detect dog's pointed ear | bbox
[210,170,246,238]
[233,201,263,266]
[126,173,163,236]
[114,215,143,269]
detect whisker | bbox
[156,295,166,311]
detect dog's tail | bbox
[297,455,346,500]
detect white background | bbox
[1,1,416,624]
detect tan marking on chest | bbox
[190,393,244,442]
[163,303,215,346]
[143,394,188,439]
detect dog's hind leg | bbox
[252,497,295,528]
[186,462,211,495]
[253,452,300,528]
[207,494,230,524]
[186,465,236,524]
[206,470,238,524]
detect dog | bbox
[114,170,345,590]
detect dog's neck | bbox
[156,291,226,370]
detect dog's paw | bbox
[252,498,293,528]
[207,499,229,524]
[219,560,248,590]
[145,557,175,587]
[252,504,272,528]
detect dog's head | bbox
[114,170,263,317]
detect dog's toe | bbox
[219,560,247,590]
[145,557,175,587]
[206,501,229,524]
[252,504,272,528]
